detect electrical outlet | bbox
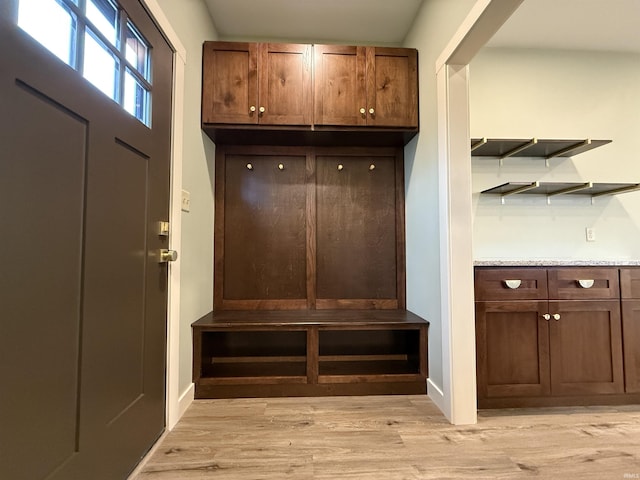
[586,227,596,242]
[181,190,191,212]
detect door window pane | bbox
[125,22,150,80]
[83,31,119,100]
[18,0,77,67]
[124,69,150,125]
[86,0,119,46]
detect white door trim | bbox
[140,0,189,430]
[435,0,523,425]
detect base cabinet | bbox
[475,267,635,408]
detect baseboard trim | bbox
[427,378,447,416]
[177,383,195,422]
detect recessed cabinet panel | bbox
[314,45,366,126]
[367,47,418,128]
[549,300,624,395]
[316,154,397,304]
[259,43,312,125]
[223,154,307,302]
[622,300,640,393]
[202,42,258,124]
[475,301,550,398]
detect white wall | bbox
[156,0,218,396]
[470,48,640,261]
[402,0,477,399]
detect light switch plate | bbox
[181,190,191,212]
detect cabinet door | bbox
[366,47,418,128]
[548,300,624,395]
[258,43,312,126]
[622,300,640,393]
[202,42,258,124]
[314,44,367,126]
[475,301,550,399]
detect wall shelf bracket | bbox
[500,138,537,166]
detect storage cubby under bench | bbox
[192,309,429,398]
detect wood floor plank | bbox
[131,395,640,480]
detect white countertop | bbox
[474,259,640,266]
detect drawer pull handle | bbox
[504,279,522,289]
[577,279,595,289]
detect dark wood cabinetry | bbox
[314,45,418,128]
[192,310,428,398]
[198,41,423,399]
[622,268,640,393]
[475,267,631,408]
[214,145,405,311]
[201,41,419,146]
[476,300,551,399]
[202,42,312,126]
[548,299,623,395]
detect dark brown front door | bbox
[0,1,173,478]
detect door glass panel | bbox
[83,31,119,100]
[86,0,119,46]
[124,69,150,125]
[125,22,150,81]
[17,0,77,67]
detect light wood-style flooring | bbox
[131,395,640,479]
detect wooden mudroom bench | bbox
[192,309,429,399]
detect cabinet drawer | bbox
[621,268,640,299]
[548,268,619,300]
[475,268,548,301]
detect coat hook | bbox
[337,164,344,171]
[278,163,284,170]
[246,163,253,170]
[369,164,375,171]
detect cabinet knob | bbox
[553,313,561,321]
[359,108,366,116]
[259,106,266,113]
[542,314,551,321]
[369,108,375,115]
[250,105,256,113]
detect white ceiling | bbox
[486,0,640,53]
[203,0,423,45]
[204,0,640,53]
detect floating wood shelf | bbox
[481,181,640,204]
[471,138,611,164]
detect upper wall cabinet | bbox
[201,41,419,146]
[202,41,312,126]
[314,45,418,128]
